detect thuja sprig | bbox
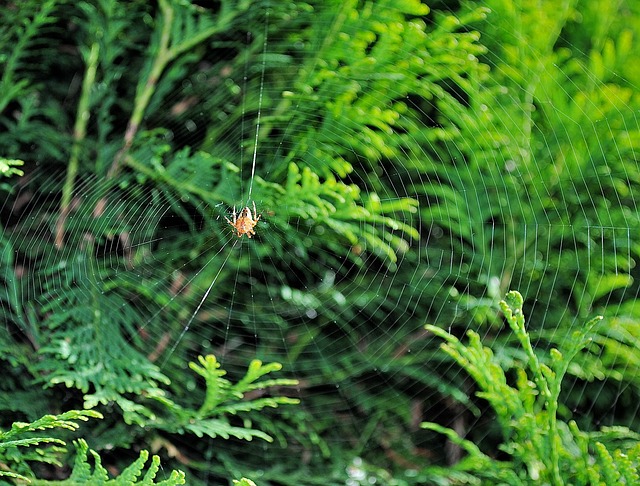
[60,439,186,485]
[0,158,24,178]
[500,291,553,401]
[425,290,606,484]
[151,354,299,442]
[0,410,102,483]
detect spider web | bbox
[2,0,640,484]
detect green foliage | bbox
[424,291,640,484]
[400,0,640,460]
[148,355,299,442]
[0,1,57,115]
[279,162,419,266]
[0,0,67,162]
[31,236,172,424]
[233,480,257,486]
[0,159,24,178]
[1,0,640,484]
[0,353,287,484]
[0,369,281,483]
[416,0,640,326]
[31,439,186,485]
[0,410,100,483]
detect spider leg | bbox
[225,208,234,225]
[225,207,238,236]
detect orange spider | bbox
[226,201,261,238]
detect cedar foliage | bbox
[1,0,640,483]
[425,292,640,485]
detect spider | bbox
[225,201,261,238]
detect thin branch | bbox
[55,41,100,249]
